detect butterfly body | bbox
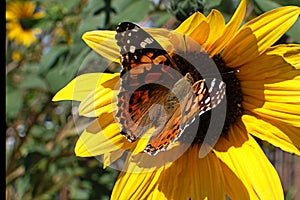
[115,22,225,156]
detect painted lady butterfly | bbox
[115,22,225,156]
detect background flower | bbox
[6,1,44,46]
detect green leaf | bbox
[35,20,54,33]
[212,0,240,21]
[40,45,69,72]
[69,182,90,199]
[253,0,281,13]
[111,0,137,15]
[78,15,105,34]
[150,12,173,27]
[31,125,56,141]
[286,18,300,43]
[111,0,152,24]
[16,176,30,196]
[23,64,41,74]
[45,64,78,93]
[19,75,48,90]
[78,50,111,73]
[204,0,222,9]
[56,0,82,13]
[81,0,106,17]
[272,0,300,6]
[6,90,23,119]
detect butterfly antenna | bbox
[203,68,240,76]
[222,69,240,74]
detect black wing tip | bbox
[116,22,140,33]
[144,142,172,156]
[144,145,159,156]
[120,130,137,142]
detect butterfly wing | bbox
[144,74,196,155]
[144,75,226,155]
[180,78,226,129]
[115,22,226,156]
[115,22,181,142]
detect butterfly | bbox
[115,22,225,156]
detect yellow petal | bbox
[148,28,180,52]
[218,160,250,199]
[6,10,16,21]
[241,78,300,103]
[102,149,125,169]
[6,22,39,46]
[204,9,225,49]
[78,86,117,117]
[237,44,300,80]
[129,128,155,154]
[187,146,225,200]
[160,146,225,200]
[175,11,207,35]
[208,0,247,56]
[112,146,225,199]
[74,122,131,157]
[6,1,38,19]
[214,122,284,199]
[82,30,120,63]
[242,114,300,156]
[52,73,119,102]
[121,142,188,174]
[111,167,167,200]
[243,100,300,127]
[174,11,209,47]
[223,6,300,67]
[83,28,174,62]
[187,21,210,46]
[267,44,300,69]
[85,112,116,132]
[243,88,300,103]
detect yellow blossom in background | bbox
[53,0,300,199]
[11,51,22,62]
[53,27,73,45]
[6,1,44,47]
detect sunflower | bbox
[53,0,300,199]
[6,1,44,46]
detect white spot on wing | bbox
[129,45,136,53]
[140,41,147,48]
[145,37,154,44]
[219,82,224,89]
[209,79,216,93]
[204,97,210,104]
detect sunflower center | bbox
[19,18,38,30]
[213,54,244,131]
[189,54,244,144]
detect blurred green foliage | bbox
[6,0,299,199]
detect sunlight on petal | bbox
[78,87,117,117]
[205,9,225,46]
[214,122,284,199]
[208,0,246,56]
[52,73,119,102]
[242,114,300,156]
[223,6,300,67]
[75,123,131,157]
